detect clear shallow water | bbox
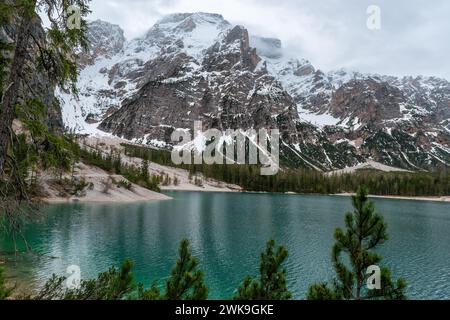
[1,192,450,299]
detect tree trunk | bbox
[356,272,362,300]
[0,17,33,174]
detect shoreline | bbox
[161,186,240,193]
[161,188,450,203]
[39,162,172,204]
[333,193,450,203]
[42,195,172,204]
[43,186,450,204]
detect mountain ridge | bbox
[58,13,450,171]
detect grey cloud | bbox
[87,0,450,79]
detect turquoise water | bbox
[1,192,450,299]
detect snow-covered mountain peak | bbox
[139,12,231,60]
[79,20,125,66]
[155,12,229,29]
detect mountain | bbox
[58,13,450,171]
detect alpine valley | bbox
[59,12,450,172]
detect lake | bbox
[1,191,450,299]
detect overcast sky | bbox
[86,0,450,79]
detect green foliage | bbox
[8,101,74,190]
[0,106,76,216]
[34,0,91,94]
[0,267,12,300]
[368,268,407,300]
[307,187,407,300]
[117,179,132,190]
[13,134,37,181]
[140,239,208,300]
[123,143,173,166]
[50,177,91,197]
[161,173,171,186]
[138,281,163,300]
[234,240,292,300]
[0,0,14,101]
[307,283,338,300]
[141,157,149,180]
[36,259,135,300]
[43,134,73,174]
[71,142,160,192]
[1,0,91,130]
[193,176,203,187]
[0,0,91,233]
[122,143,450,197]
[0,102,75,240]
[0,0,13,25]
[0,40,12,102]
[165,239,208,300]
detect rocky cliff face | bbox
[78,20,125,67]
[59,13,450,171]
[268,56,450,169]
[1,16,63,132]
[99,24,298,144]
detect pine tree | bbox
[234,240,292,300]
[138,281,163,300]
[139,239,208,300]
[165,239,208,300]
[307,187,407,300]
[0,0,90,248]
[141,158,149,181]
[1,0,89,174]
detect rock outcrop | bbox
[1,16,63,132]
